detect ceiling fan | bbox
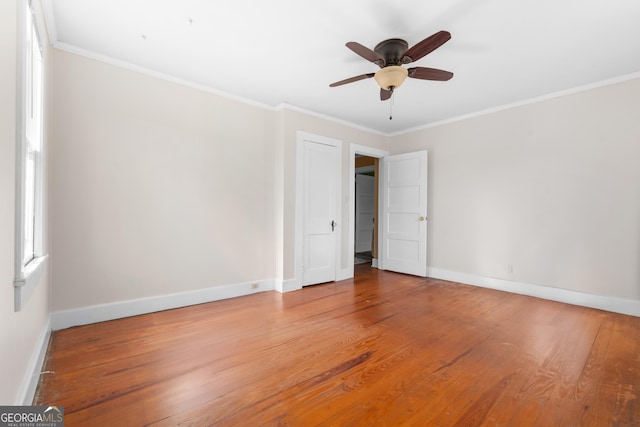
[329,30,453,101]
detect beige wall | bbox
[49,45,640,303]
[49,48,389,307]
[0,0,51,404]
[391,78,640,300]
[49,48,388,310]
[50,50,277,311]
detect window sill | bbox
[14,254,48,311]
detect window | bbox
[14,1,46,311]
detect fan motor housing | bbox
[374,39,409,66]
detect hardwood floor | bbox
[35,265,640,426]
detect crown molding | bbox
[390,71,640,137]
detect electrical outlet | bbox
[507,265,515,275]
[251,282,259,290]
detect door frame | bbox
[347,143,389,278]
[295,131,342,288]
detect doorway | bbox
[348,144,388,278]
[354,155,377,267]
[348,145,429,279]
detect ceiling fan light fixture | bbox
[374,66,408,90]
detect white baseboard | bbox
[51,279,275,331]
[281,269,351,293]
[281,278,301,293]
[274,278,283,293]
[16,317,51,405]
[337,268,352,282]
[427,267,640,317]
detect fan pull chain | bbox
[389,89,394,120]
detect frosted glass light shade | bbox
[374,66,408,90]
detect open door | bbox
[380,151,428,277]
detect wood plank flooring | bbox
[35,265,640,426]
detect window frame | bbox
[14,0,47,311]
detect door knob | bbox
[419,216,426,221]
[331,220,337,231]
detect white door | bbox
[355,174,375,253]
[302,139,339,285]
[381,151,428,277]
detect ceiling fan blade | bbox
[402,30,451,64]
[380,88,393,101]
[346,42,385,67]
[408,67,453,81]
[329,73,375,87]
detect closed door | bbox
[381,151,428,277]
[302,139,339,285]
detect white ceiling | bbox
[43,0,640,134]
